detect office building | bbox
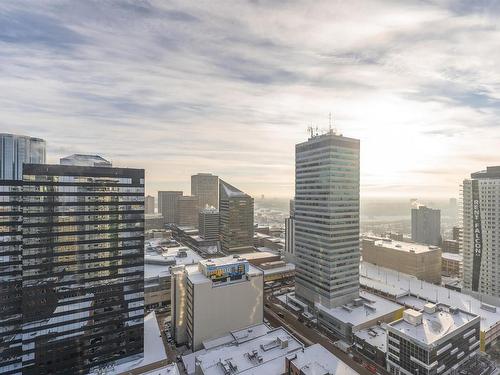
[198,207,219,240]
[158,191,182,224]
[452,226,462,242]
[0,133,45,180]
[442,239,459,254]
[386,304,480,375]
[178,195,198,227]
[19,156,145,374]
[284,217,295,263]
[219,180,254,253]
[145,195,155,214]
[411,206,441,246]
[362,237,442,284]
[0,134,46,374]
[171,256,263,350]
[191,173,219,209]
[463,166,500,298]
[360,262,500,351]
[442,253,463,278]
[294,131,360,308]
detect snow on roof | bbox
[145,246,202,280]
[354,326,387,353]
[90,311,167,375]
[441,252,463,262]
[182,324,303,375]
[219,180,251,199]
[287,344,359,375]
[366,237,440,254]
[315,291,402,328]
[141,363,180,375]
[388,308,478,346]
[360,262,500,333]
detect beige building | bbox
[442,252,463,277]
[191,173,219,209]
[178,195,198,227]
[171,256,263,350]
[362,237,442,284]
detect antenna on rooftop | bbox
[307,125,314,139]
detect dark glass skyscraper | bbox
[0,156,145,375]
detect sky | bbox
[1,0,499,199]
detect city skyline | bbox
[2,1,499,199]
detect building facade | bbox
[294,131,360,308]
[198,207,219,240]
[158,191,182,225]
[145,195,155,214]
[19,159,145,374]
[463,166,500,298]
[171,257,263,350]
[218,180,254,253]
[386,304,480,375]
[362,238,442,284]
[411,206,441,246]
[442,253,463,278]
[191,173,218,210]
[0,133,46,180]
[178,196,198,228]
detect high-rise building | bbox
[158,191,182,224]
[171,257,263,350]
[0,133,45,180]
[198,207,219,240]
[411,206,441,246]
[145,195,155,214]
[294,131,360,308]
[191,173,219,210]
[18,156,145,374]
[284,217,295,263]
[178,195,198,227]
[463,166,500,297]
[0,134,46,374]
[218,180,254,253]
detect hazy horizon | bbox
[2,1,499,198]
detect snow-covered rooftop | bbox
[286,344,359,375]
[442,252,463,262]
[360,262,500,333]
[365,237,440,254]
[354,325,387,353]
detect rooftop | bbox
[182,323,303,375]
[220,180,251,199]
[145,243,202,280]
[59,154,112,167]
[315,290,402,328]
[442,252,463,262]
[365,236,440,254]
[287,344,359,375]
[360,262,500,333]
[388,306,478,346]
[354,325,387,353]
[183,256,262,285]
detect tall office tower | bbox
[145,195,155,214]
[289,199,295,217]
[191,173,219,210]
[158,191,182,224]
[284,217,295,263]
[199,207,219,240]
[411,206,441,246]
[463,166,500,298]
[294,131,360,309]
[0,133,46,180]
[219,180,254,253]
[0,134,45,374]
[178,195,198,227]
[20,156,144,374]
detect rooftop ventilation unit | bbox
[424,303,437,314]
[403,309,423,326]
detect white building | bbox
[294,130,360,308]
[181,323,358,375]
[462,166,500,298]
[386,304,480,375]
[171,256,263,350]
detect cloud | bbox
[0,0,499,198]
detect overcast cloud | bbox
[1,0,499,198]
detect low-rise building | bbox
[386,304,480,375]
[181,324,357,375]
[353,325,387,367]
[441,252,463,278]
[171,256,264,350]
[441,239,460,254]
[360,262,500,351]
[362,237,442,284]
[316,290,404,342]
[144,242,202,312]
